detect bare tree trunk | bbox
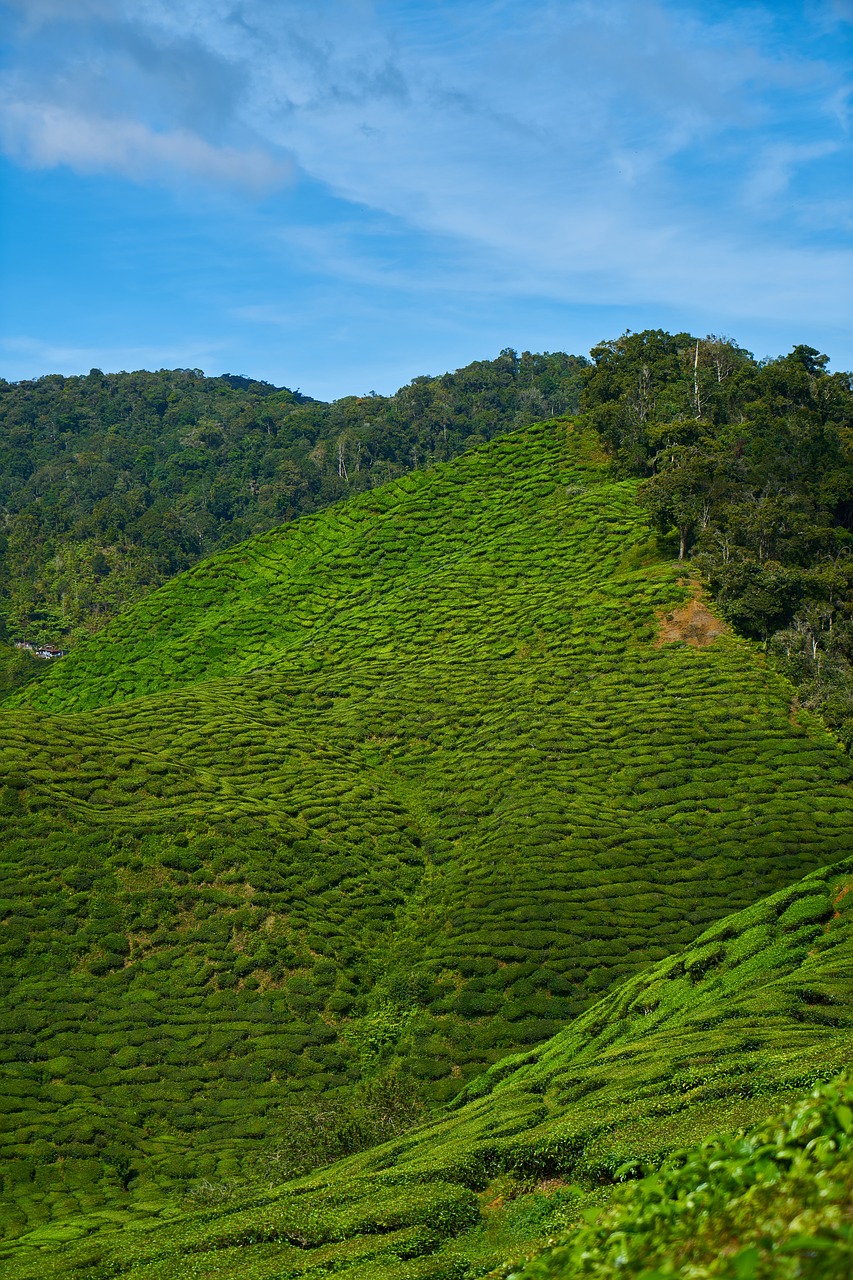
[694,339,701,418]
[679,526,688,560]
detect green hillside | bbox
[2,418,853,1263]
[0,351,584,644]
[3,853,851,1278]
[514,1075,853,1279]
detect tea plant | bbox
[511,1077,853,1279]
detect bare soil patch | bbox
[656,595,727,648]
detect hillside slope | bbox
[0,351,584,644]
[4,854,851,1278]
[514,1076,853,1279]
[3,420,853,1244]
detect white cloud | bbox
[0,95,292,189]
[1,0,850,335]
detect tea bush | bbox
[2,858,851,1277]
[512,1077,853,1280]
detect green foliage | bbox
[511,1076,853,1279]
[580,330,853,744]
[0,642,41,697]
[2,418,853,1275]
[0,353,586,643]
[251,1068,425,1182]
[2,856,852,1278]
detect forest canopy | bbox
[579,330,853,746]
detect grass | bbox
[2,418,853,1269]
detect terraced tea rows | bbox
[5,856,851,1278]
[3,420,853,1246]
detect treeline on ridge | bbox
[581,330,853,747]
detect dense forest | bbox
[580,331,853,746]
[0,351,584,645]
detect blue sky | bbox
[0,0,851,398]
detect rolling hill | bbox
[0,351,584,646]
[3,853,851,1277]
[2,417,853,1268]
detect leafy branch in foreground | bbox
[510,1076,853,1280]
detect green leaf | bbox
[731,1247,761,1279]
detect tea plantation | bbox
[3,854,852,1277]
[2,419,853,1271]
[514,1075,853,1279]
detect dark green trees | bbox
[581,330,853,743]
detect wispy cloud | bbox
[742,140,841,207]
[826,0,853,24]
[1,0,851,357]
[0,332,234,377]
[0,97,291,189]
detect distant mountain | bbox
[2,418,852,1270]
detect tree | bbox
[638,445,713,560]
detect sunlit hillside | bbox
[2,419,853,1269]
